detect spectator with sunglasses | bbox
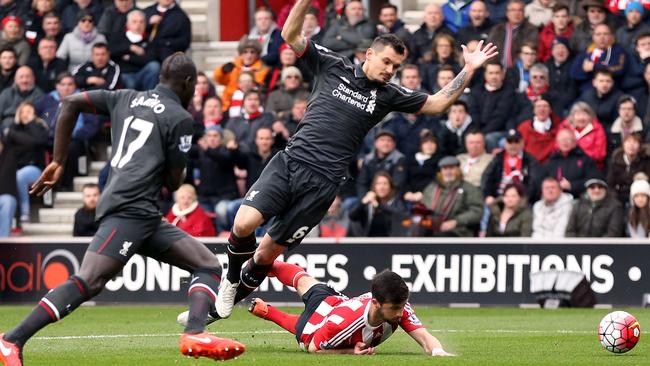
[57,10,107,72]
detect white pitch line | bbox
[33,328,600,341]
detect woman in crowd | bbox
[486,183,533,237]
[165,184,216,237]
[627,175,650,238]
[420,33,461,92]
[607,133,650,206]
[0,15,31,65]
[56,10,107,72]
[561,101,607,169]
[349,171,407,237]
[188,72,217,125]
[406,129,441,193]
[262,43,311,94]
[5,102,47,223]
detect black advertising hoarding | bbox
[0,238,648,305]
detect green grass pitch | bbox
[1,305,648,365]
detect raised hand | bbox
[461,40,498,72]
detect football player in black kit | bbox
[0,53,245,366]
[177,0,498,331]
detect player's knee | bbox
[76,273,108,297]
[232,219,256,237]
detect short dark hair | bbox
[379,3,398,13]
[55,71,74,84]
[371,270,409,305]
[636,31,650,45]
[371,34,406,55]
[160,52,197,84]
[243,89,261,101]
[43,11,59,21]
[92,42,109,51]
[593,69,613,79]
[552,3,569,13]
[485,61,503,70]
[82,183,99,191]
[38,36,57,46]
[451,100,468,112]
[618,94,637,109]
[542,176,561,186]
[503,182,525,198]
[0,47,16,57]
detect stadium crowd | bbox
[2,0,650,239]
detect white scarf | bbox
[533,118,552,133]
[171,201,198,225]
[125,30,143,43]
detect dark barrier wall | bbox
[1,238,649,305]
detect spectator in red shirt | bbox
[518,96,561,163]
[166,184,216,237]
[538,4,574,62]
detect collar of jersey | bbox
[354,63,385,87]
[154,84,181,104]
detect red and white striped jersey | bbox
[298,292,424,351]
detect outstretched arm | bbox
[281,0,312,55]
[420,41,498,115]
[30,93,100,196]
[408,328,455,356]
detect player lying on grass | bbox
[181,261,454,356]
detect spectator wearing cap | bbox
[376,3,411,47]
[538,4,574,63]
[441,0,472,33]
[627,175,650,238]
[380,65,441,159]
[73,42,120,91]
[457,130,494,187]
[487,0,539,69]
[540,128,598,197]
[570,0,616,54]
[561,101,608,169]
[321,0,376,60]
[404,156,483,237]
[356,129,407,197]
[57,9,107,72]
[224,90,274,153]
[420,33,462,93]
[532,177,573,238]
[190,125,243,232]
[616,2,650,56]
[61,0,104,34]
[438,100,475,156]
[518,96,561,163]
[263,43,311,95]
[457,0,494,46]
[524,0,554,28]
[97,0,135,37]
[26,37,68,93]
[482,128,539,208]
[108,9,160,91]
[544,36,577,117]
[607,133,650,205]
[486,182,532,237]
[215,36,269,112]
[0,47,17,91]
[570,23,626,92]
[247,7,283,68]
[0,15,31,66]
[577,69,623,128]
[349,171,408,237]
[621,32,650,114]
[565,178,625,237]
[265,66,308,120]
[405,129,442,192]
[409,4,453,64]
[144,0,191,62]
[469,62,517,152]
[608,95,648,152]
